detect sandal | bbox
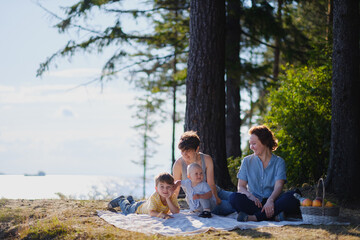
[198,210,212,218]
[275,211,285,222]
[108,195,125,209]
[237,211,248,222]
[127,195,135,204]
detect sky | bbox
[0,0,183,178]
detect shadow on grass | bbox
[24,229,68,240]
[232,228,273,238]
[231,224,360,239]
[296,224,360,238]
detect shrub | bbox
[265,64,331,186]
[227,156,242,187]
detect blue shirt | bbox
[237,154,287,202]
[181,179,216,211]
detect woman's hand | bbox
[174,180,181,189]
[261,180,284,218]
[215,196,222,205]
[262,199,275,218]
[248,194,262,208]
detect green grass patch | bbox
[22,216,74,239]
[0,198,8,207]
[0,208,26,224]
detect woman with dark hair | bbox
[173,130,236,216]
[229,125,301,222]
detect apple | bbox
[301,198,313,207]
[312,199,322,207]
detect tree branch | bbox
[241,29,277,49]
[104,6,189,14]
[36,2,105,36]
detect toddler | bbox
[175,163,216,218]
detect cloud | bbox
[0,86,15,92]
[0,84,136,105]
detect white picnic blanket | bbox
[98,210,345,236]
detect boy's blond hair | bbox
[155,172,174,186]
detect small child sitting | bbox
[108,172,180,219]
[175,163,216,218]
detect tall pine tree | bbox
[186,0,233,189]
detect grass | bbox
[0,197,359,240]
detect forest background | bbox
[33,0,360,202]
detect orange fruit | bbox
[312,199,322,207]
[325,201,334,207]
[301,198,313,207]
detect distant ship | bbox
[24,171,46,176]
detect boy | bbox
[108,172,180,219]
[175,163,216,218]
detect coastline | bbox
[0,175,154,200]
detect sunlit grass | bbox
[0,198,8,206]
[0,199,359,239]
[20,217,72,239]
[0,207,27,225]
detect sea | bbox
[0,175,155,200]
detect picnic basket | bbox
[299,178,340,224]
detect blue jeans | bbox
[196,198,216,211]
[229,189,301,221]
[211,187,236,216]
[118,198,145,215]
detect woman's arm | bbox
[237,179,248,193]
[172,159,183,198]
[262,179,284,218]
[267,179,284,202]
[204,155,221,205]
[237,179,262,208]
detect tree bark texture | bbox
[272,0,282,81]
[185,0,233,189]
[328,0,360,199]
[225,0,242,159]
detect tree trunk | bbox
[327,0,360,200]
[273,0,282,81]
[185,0,233,189]
[171,0,179,168]
[326,0,333,43]
[171,80,177,167]
[225,0,242,159]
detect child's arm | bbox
[166,196,180,214]
[149,210,173,219]
[164,185,180,214]
[193,190,213,200]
